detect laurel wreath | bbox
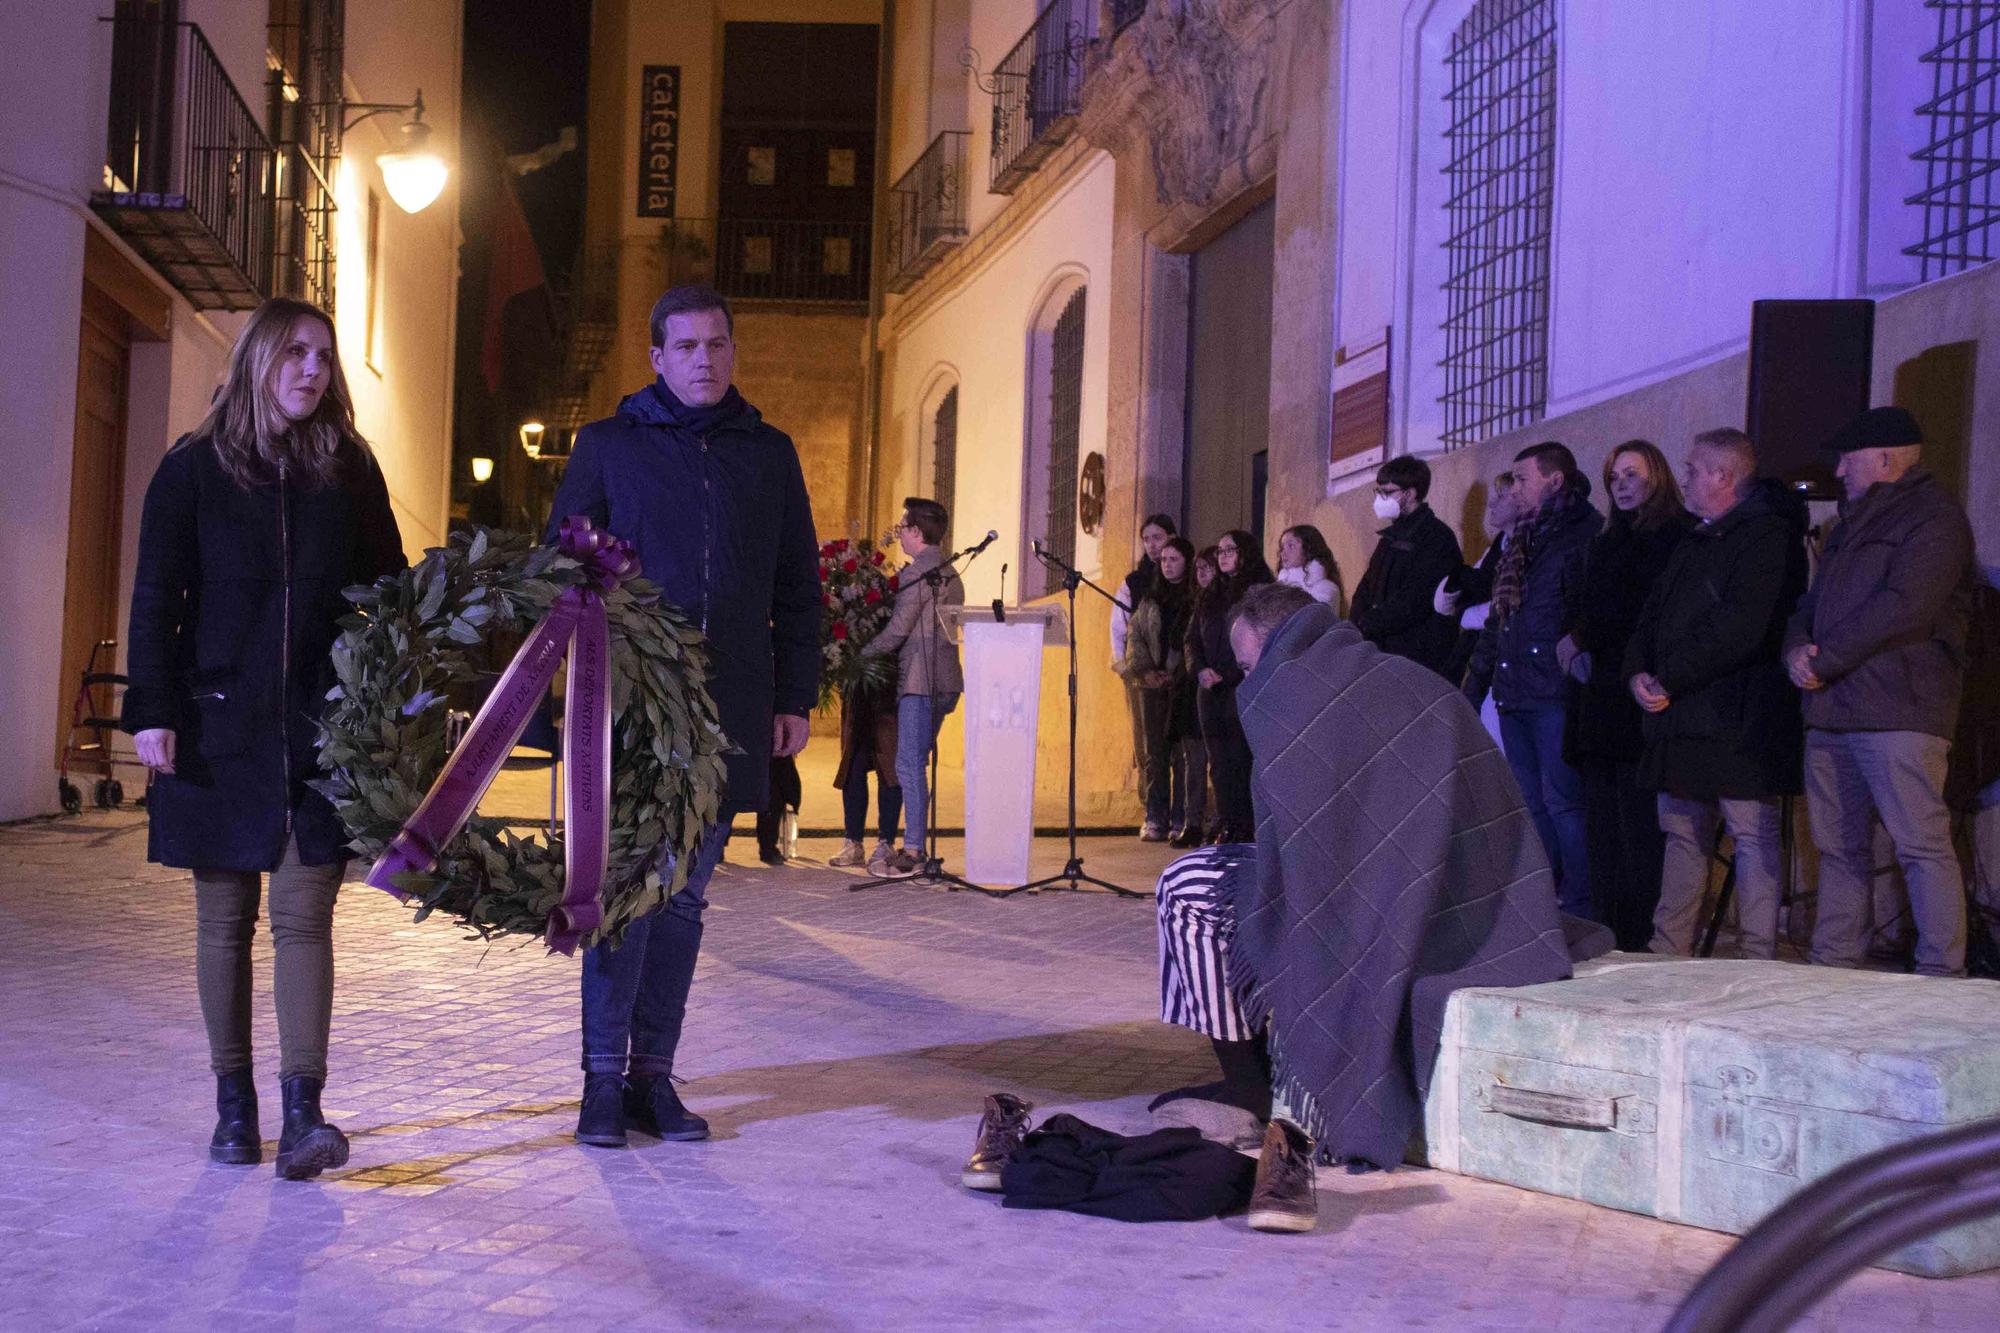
[312,527,730,946]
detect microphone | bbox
[1031,538,1045,558]
[967,529,999,555]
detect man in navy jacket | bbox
[546,284,821,1147]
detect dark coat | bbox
[833,678,898,791]
[1443,534,1506,688]
[1469,493,1604,709]
[1782,468,1975,740]
[1624,480,1809,800]
[1564,510,1695,765]
[546,382,821,813]
[121,436,405,870]
[1232,604,1572,1169]
[1349,503,1463,675]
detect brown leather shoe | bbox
[961,1092,1034,1191]
[1247,1119,1316,1232]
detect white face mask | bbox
[1372,494,1401,521]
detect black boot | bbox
[274,1075,350,1181]
[576,1072,629,1148]
[1148,1032,1273,1121]
[210,1069,260,1166]
[625,1074,710,1141]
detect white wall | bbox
[881,151,1116,602]
[1331,0,1939,470]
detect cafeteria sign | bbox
[638,66,679,217]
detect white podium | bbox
[945,606,1061,885]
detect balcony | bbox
[885,131,969,294]
[546,241,621,431]
[92,18,276,312]
[271,143,337,314]
[989,0,1098,194]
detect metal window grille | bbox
[1044,287,1087,571]
[1905,0,2000,281]
[1438,0,1556,448]
[267,0,342,312]
[932,386,959,512]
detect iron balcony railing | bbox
[713,217,872,305]
[989,0,1098,193]
[885,131,969,294]
[93,17,277,310]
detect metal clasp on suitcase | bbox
[1478,1083,1658,1136]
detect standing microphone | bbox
[967,529,999,555]
[993,563,1008,622]
[1031,538,1045,558]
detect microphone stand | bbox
[1012,542,1143,899]
[851,535,1016,897]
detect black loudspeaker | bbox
[1745,299,1874,496]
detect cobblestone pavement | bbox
[3,812,1996,1332]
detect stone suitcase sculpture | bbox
[1423,957,2000,1276]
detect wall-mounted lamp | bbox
[343,89,450,214]
[518,420,546,460]
[470,456,494,483]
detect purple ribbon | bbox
[366,516,640,956]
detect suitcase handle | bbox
[1483,1084,1617,1130]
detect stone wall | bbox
[735,309,870,539]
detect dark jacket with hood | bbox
[1468,488,1603,709]
[1624,479,1809,799]
[1564,508,1696,765]
[1349,502,1463,676]
[546,381,821,814]
[121,435,405,870]
[1783,467,1975,740]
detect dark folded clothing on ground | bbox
[999,1113,1255,1222]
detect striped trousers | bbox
[1156,845,1256,1041]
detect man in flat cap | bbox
[1785,406,1976,975]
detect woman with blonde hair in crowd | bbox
[122,297,405,1179]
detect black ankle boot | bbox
[210,1069,260,1166]
[575,1072,629,1148]
[274,1075,350,1180]
[625,1074,710,1142]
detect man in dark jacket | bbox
[1468,441,1603,918]
[1349,455,1462,676]
[546,284,821,1144]
[1625,429,1806,959]
[1784,407,1976,977]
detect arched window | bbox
[932,384,959,514]
[1022,278,1087,597]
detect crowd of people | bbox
[1120,408,1982,987]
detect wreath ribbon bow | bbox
[365,516,639,956]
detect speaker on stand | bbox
[1745,299,1875,499]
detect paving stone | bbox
[1,810,1996,1329]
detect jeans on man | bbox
[580,822,730,1075]
[1652,793,1783,959]
[1498,704,1592,919]
[1806,729,1966,977]
[896,692,959,851]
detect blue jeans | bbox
[579,822,729,1076]
[896,692,958,851]
[1499,704,1592,920]
[841,737,904,844]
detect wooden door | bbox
[1183,199,1274,548]
[57,286,132,769]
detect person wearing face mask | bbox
[1117,537,1199,842]
[1624,429,1807,961]
[1273,525,1342,607]
[122,298,406,1179]
[1467,441,1603,920]
[1561,441,1695,951]
[1186,530,1273,844]
[1785,407,1976,977]
[1349,457,1462,676]
[1113,515,1179,829]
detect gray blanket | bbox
[1231,605,1573,1168]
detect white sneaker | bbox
[1140,821,1167,842]
[829,839,866,868]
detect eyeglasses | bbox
[1216,543,1238,554]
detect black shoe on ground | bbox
[1168,825,1204,849]
[209,1069,260,1166]
[273,1075,350,1181]
[576,1072,629,1147]
[625,1074,710,1142]
[1247,1119,1317,1233]
[961,1092,1034,1191]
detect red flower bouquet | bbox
[818,535,898,710]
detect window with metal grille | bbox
[266,0,342,313]
[1905,0,2000,281]
[1044,288,1086,571]
[1438,0,1556,448]
[932,385,959,513]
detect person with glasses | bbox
[1185,529,1273,844]
[1349,456,1462,677]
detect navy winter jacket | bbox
[1468,493,1603,710]
[545,381,821,814]
[121,436,405,870]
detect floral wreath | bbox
[816,535,900,710]
[314,527,729,947]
